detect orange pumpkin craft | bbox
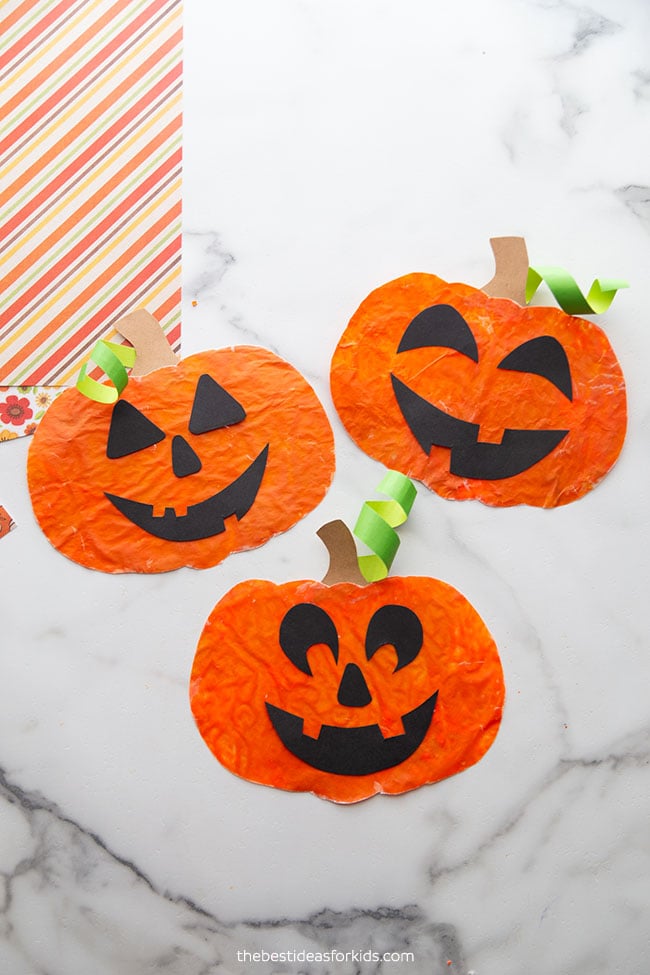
[330,238,627,507]
[28,311,335,573]
[190,520,504,803]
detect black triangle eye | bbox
[498,336,573,401]
[366,605,423,672]
[106,400,165,458]
[189,374,246,434]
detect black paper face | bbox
[265,694,438,776]
[391,304,572,480]
[104,374,268,541]
[105,446,268,541]
[267,603,438,776]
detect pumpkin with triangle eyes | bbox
[330,272,627,507]
[28,347,335,572]
[190,522,504,803]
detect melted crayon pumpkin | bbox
[330,270,626,507]
[28,347,335,572]
[190,521,504,803]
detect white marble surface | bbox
[2,1,650,972]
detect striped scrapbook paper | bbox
[0,0,183,404]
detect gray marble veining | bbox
[1,0,650,973]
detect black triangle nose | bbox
[337,663,372,707]
[172,435,202,477]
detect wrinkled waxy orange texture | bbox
[28,347,335,572]
[190,575,504,803]
[330,274,627,507]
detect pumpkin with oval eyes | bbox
[190,521,504,803]
[28,345,335,573]
[330,247,626,508]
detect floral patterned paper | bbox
[0,387,65,441]
[0,505,15,540]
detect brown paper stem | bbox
[115,309,179,376]
[317,520,367,586]
[482,236,529,304]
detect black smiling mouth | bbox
[105,444,269,542]
[391,374,568,480]
[265,691,438,776]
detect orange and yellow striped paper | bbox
[0,0,183,437]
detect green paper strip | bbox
[526,266,628,315]
[76,340,136,403]
[354,469,417,582]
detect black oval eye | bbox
[365,605,423,672]
[106,400,165,458]
[397,305,479,362]
[498,336,573,401]
[189,374,246,434]
[279,604,339,676]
